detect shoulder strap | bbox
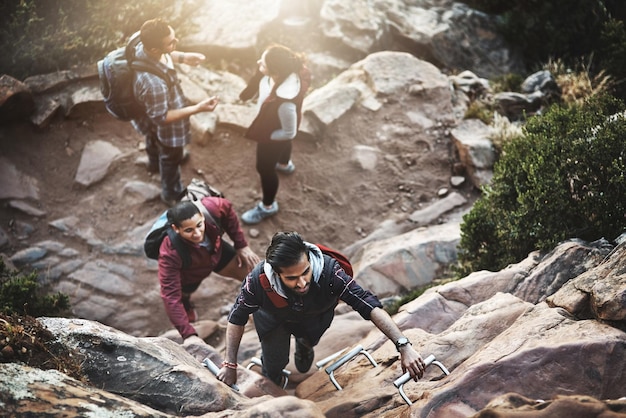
[130,60,174,87]
[190,199,222,233]
[259,273,288,308]
[316,243,354,277]
[166,227,192,269]
[124,31,174,88]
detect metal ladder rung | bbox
[323,344,378,390]
[246,357,291,389]
[393,354,450,405]
[202,357,240,392]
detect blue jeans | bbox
[146,134,184,200]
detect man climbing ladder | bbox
[217,231,426,387]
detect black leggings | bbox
[256,141,292,206]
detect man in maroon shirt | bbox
[157,197,259,344]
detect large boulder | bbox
[0,363,173,417]
[317,0,524,78]
[0,74,34,124]
[302,51,454,140]
[38,317,322,415]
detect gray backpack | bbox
[97,32,173,121]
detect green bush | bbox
[490,73,524,94]
[464,101,493,124]
[0,0,199,80]
[457,94,626,275]
[599,18,626,99]
[0,261,70,317]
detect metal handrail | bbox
[246,356,291,389]
[202,357,240,392]
[393,354,450,405]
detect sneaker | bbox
[294,337,314,373]
[275,160,295,174]
[241,201,279,224]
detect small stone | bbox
[1,345,14,359]
[450,176,466,187]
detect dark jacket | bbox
[228,254,383,346]
[243,66,311,143]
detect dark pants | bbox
[259,324,293,385]
[256,307,335,385]
[256,140,292,206]
[146,133,184,201]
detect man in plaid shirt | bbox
[132,18,219,206]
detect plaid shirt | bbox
[131,44,191,148]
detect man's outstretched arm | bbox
[370,307,426,380]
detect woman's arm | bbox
[270,102,297,140]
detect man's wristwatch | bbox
[395,336,412,352]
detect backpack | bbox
[97,31,173,121]
[143,179,224,268]
[259,244,353,308]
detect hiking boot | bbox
[241,201,279,224]
[275,160,295,174]
[294,337,314,373]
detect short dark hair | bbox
[167,201,200,227]
[140,18,171,50]
[266,231,308,273]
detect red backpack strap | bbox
[259,272,288,308]
[316,243,354,277]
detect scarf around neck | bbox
[263,241,324,299]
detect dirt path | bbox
[1,104,469,256]
[0,103,479,338]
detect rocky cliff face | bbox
[1,1,624,417]
[2,235,625,417]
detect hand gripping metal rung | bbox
[393,354,450,406]
[323,344,378,390]
[246,356,291,389]
[202,357,240,392]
